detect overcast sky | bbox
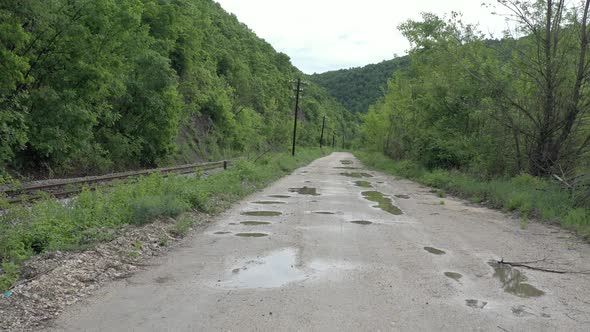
[215,0,510,74]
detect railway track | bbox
[0,160,232,204]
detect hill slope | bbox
[310,56,410,114]
[0,0,355,178]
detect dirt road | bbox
[52,152,590,331]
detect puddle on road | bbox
[253,201,286,205]
[444,272,462,282]
[224,248,306,288]
[350,220,373,225]
[466,299,487,309]
[289,187,320,196]
[362,191,402,215]
[340,160,354,165]
[335,167,360,170]
[424,247,446,255]
[315,211,336,215]
[214,231,231,235]
[235,233,269,238]
[354,181,372,188]
[341,172,374,178]
[269,195,291,198]
[395,194,410,199]
[241,211,282,217]
[240,221,271,226]
[221,248,357,289]
[488,261,545,298]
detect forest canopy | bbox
[360,2,590,182]
[0,0,356,178]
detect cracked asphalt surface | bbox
[52,152,590,331]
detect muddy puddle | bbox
[424,247,446,255]
[488,261,545,298]
[395,194,410,199]
[362,191,402,215]
[334,166,360,170]
[223,248,306,288]
[240,221,271,226]
[269,195,291,198]
[214,231,231,235]
[314,211,335,215]
[221,248,357,289]
[241,211,282,217]
[354,181,372,188]
[289,187,320,196]
[253,201,286,205]
[444,272,462,281]
[466,299,487,309]
[350,220,372,225]
[341,172,373,178]
[235,233,268,238]
[340,160,354,165]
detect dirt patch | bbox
[240,221,271,226]
[444,272,462,282]
[288,187,320,196]
[0,213,207,331]
[341,172,373,178]
[241,211,282,217]
[350,220,373,225]
[361,191,402,215]
[235,233,268,238]
[253,201,286,205]
[465,299,487,309]
[354,181,372,188]
[424,247,445,255]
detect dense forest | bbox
[310,56,410,114]
[361,2,590,185]
[0,0,356,180]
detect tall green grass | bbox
[355,151,590,240]
[0,149,325,291]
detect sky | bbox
[215,0,511,74]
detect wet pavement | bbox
[53,153,590,331]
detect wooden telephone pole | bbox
[291,78,305,156]
[319,115,326,148]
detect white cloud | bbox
[215,0,510,74]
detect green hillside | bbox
[0,0,356,179]
[310,56,410,114]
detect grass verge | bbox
[355,151,590,240]
[0,148,325,291]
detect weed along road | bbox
[52,152,590,331]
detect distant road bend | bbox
[53,152,590,331]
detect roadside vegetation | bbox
[0,0,356,179]
[356,151,590,240]
[0,149,325,291]
[353,1,590,240]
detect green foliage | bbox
[356,151,589,239]
[0,0,355,176]
[0,148,324,291]
[129,194,189,225]
[172,215,196,238]
[310,57,411,114]
[360,7,590,180]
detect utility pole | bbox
[319,115,326,148]
[291,78,304,156]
